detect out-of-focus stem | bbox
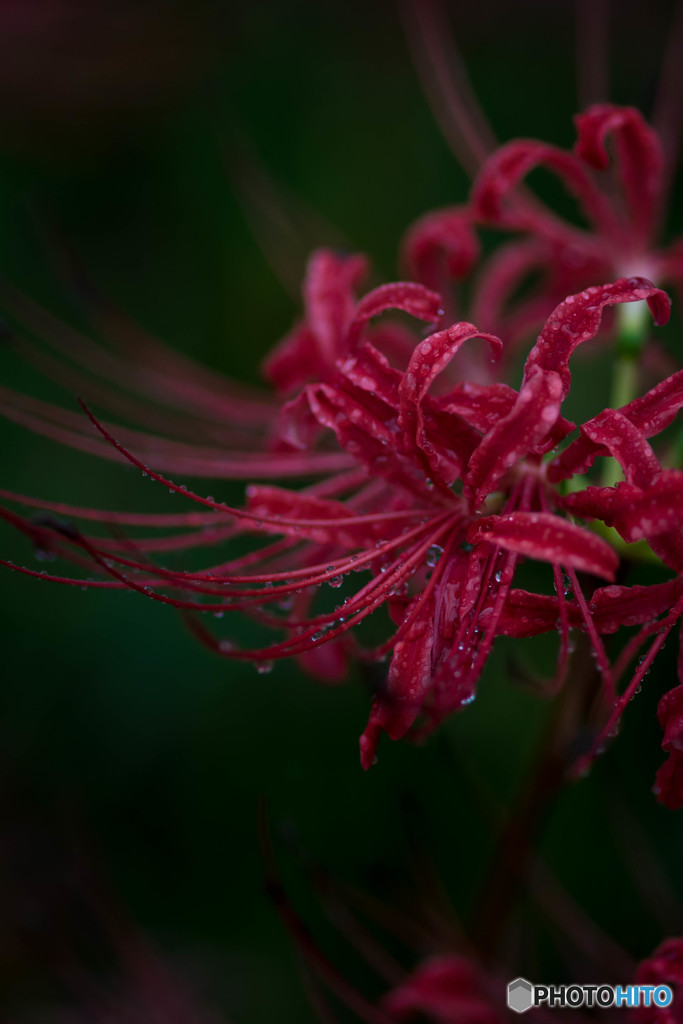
[471,636,601,961]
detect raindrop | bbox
[256,660,274,675]
[426,544,443,567]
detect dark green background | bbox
[1,2,682,1019]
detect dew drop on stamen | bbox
[426,544,443,567]
[255,660,274,675]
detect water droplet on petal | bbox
[426,544,443,567]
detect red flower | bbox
[654,683,683,811]
[405,105,683,358]
[3,277,672,776]
[634,938,683,1023]
[473,105,666,273]
[382,955,504,1024]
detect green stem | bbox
[600,302,651,489]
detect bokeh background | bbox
[1,1,682,1019]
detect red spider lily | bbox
[634,938,683,1023]
[403,0,683,354]
[405,105,683,367]
[471,104,681,300]
[654,683,683,812]
[381,955,504,1024]
[2,276,674,778]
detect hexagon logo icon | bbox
[508,978,534,1013]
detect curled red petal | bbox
[469,511,619,580]
[402,206,480,291]
[550,369,683,482]
[360,593,436,769]
[399,322,501,481]
[275,388,323,450]
[471,138,619,238]
[335,342,402,409]
[305,249,367,362]
[574,104,663,247]
[567,473,683,544]
[524,278,671,398]
[562,484,616,521]
[438,381,518,433]
[589,578,683,634]
[496,590,563,638]
[610,473,683,542]
[306,383,432,499]
[463,367,563,508]
[347,281,443,348]
[581,409,661,487]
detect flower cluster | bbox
[1,103,683,814]
[405,104,683,372]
